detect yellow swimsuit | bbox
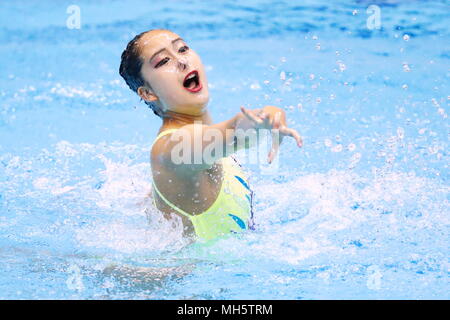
[151,129,254,241]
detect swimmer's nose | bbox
[177,58,188,71]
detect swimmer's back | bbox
[150,128,253,240]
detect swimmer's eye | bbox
[155,57,170,68]
[178,45,189,53]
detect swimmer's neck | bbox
[161,110,213,127]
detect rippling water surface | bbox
[0,0,448,299]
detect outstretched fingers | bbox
[240,107,302,162]
[267,127,302,163]
[280,126,303,147]
[240,106,264,125]
[268,129,283,164]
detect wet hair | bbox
[119,30,162,117]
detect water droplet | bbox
[250,82,261,90]
[431,98,440,107]
[348,143,356,152]
[397,127,405,139]
[337,61,346,72]
[402,62,411,72]
[331,144,343,152]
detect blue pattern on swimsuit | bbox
[234,175,250,191]
[228,213,247,229]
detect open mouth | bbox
[183,70,202,93]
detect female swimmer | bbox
[119,29,302,241]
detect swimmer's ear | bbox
[137,86,158,103]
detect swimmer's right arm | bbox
[239,106,303,163]
[154,106,302,170]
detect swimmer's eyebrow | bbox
[149,38,184,62]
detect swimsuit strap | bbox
[151,128,179,149]
[151,128,193,219]
[152,180,193,218]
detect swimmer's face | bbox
[137,30,209,116]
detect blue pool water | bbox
[0,0,449,299]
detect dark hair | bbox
[119,30,162,117]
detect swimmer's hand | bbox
[240,106,303,163]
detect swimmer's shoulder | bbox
[150,126,180,161]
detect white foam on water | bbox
[203,169,449,266]
[72,147,189,254]
[1,140,448,271]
